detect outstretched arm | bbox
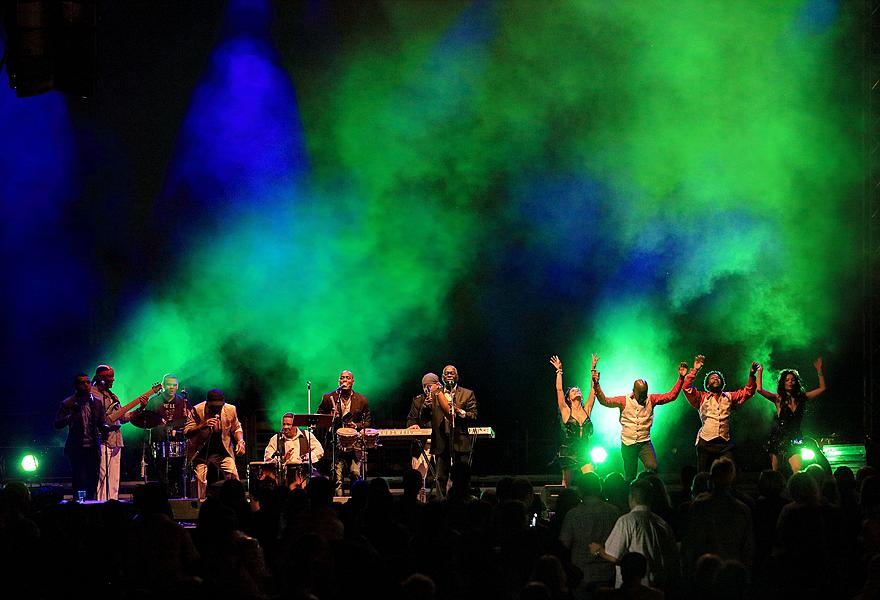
[551,355,569,421]
[682,355,705,408]
[730,362,759,406]
[652,362,689,406]
[805,356,826,399]
[756,364,778,401]
[584,354,599,414]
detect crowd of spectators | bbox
[1,459,879,599]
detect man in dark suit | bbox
[430,365,477,495]
[54,372,103,500]
[317,370,371,495]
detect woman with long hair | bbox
[550,354,598,486]
[757,358,826,473]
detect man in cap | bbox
[407,373,442,496]
[184,389,246,500]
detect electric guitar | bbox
[107,382,162,422]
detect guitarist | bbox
[92,364,155,500]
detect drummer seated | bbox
[264,413,325,465]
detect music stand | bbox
[292,414,333,483]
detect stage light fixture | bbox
[800,447,816,461]
[591,446,608,464]
[20,454,39,472]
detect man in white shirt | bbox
[263,412,324,465]
[592,359,691,481]
[683,355,758,472]
[589,479,680,591]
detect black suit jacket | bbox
[54,394,105,452]
[317,390,371,430]
[431,385,477,455]
[407,394,433,457]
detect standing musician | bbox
[429,365,477,495]
[146,373,190,496]
[407,373,442,495]
[184,389,246,500]
[92,364,152,500]
[263,412,324,488]
[317,370,371,496]
[54,373,103,500]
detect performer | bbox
[317,370,371,496]
[407,373,441,494]
[429,364,477,494]
[549,354,598,486]
[591,356,689,481]
[757,358,826,473]
[683,355,758,472]
[54,373,103,500]
[184,389,246,500]
[93,364,151,500]
[263,412,324,464]
[146,373,190,496]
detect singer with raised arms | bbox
[317,370,371,496]
[591,356,690,481]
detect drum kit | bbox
[130,407,189,497]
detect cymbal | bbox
[130,409,164,429]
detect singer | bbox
[184,389,245,500]
[429,365,477,495]
[317,370,371,496]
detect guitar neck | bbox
[107,389,152,422]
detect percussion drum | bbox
[362,428,380,449]
[152,441,186,459]
[248,461,278,483]
[337,427,359,451]
[285,463,318,489]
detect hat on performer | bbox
[206,389,225,404]
[422,372,440,386]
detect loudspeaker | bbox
[169,498,200,521]
[541,484,566,512]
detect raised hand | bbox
[592,370,601,384]
[814,356,823,373]
[550,355,563,371]
[751,361,760,375]
[592,354,600,369]
[694,355,705,370]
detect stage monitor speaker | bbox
[169,498,200,521]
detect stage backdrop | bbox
[0,0,866,479]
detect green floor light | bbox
[20,454,39,472]
[800,447,815,461]
[591,446,608,464]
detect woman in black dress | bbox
[550,354,598,486]
[757,357,826,473]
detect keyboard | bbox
[376,427,495,440]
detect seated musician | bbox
[407,373,441,496]
[263,412,324,465]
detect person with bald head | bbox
[428,364,477,495]
[317,370,371,496]
[682,355,758,473]
[592,356,691,482]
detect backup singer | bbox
[591,356,689,481]
[54,373,103,500]
[683,355,758,472]
[430,365,477,494]
[317,370,371,496]
[549,354,597,486]
[757,358,826,473]
[407,373,441,492]
[184,389,245,500]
